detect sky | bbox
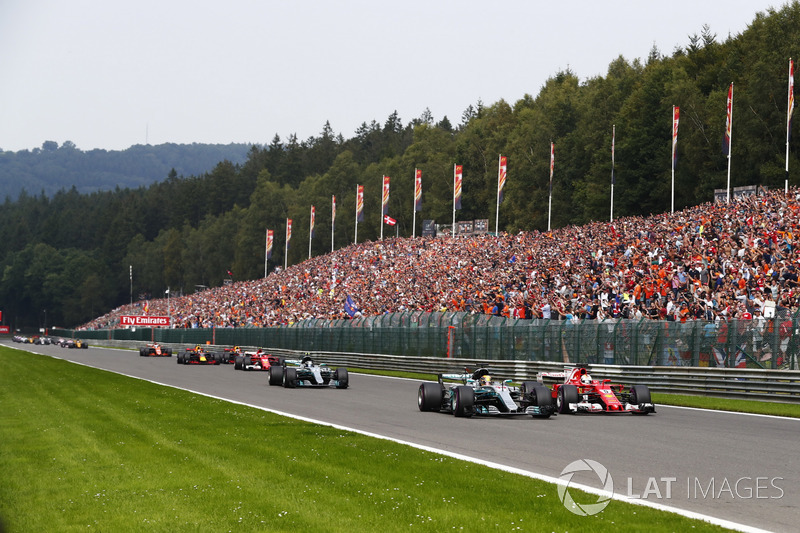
[0,0,787,152]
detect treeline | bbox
[1,2,799,330]
[0,141,251,199]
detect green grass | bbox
[0,347,735,532]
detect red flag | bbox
[356,185,364,222]
[497,156,507,203]
[454,165,462,210]
[414,169,422,212]
[384,215,396,226]
[723,83,733,155]
[672,106,680,170]
[286,218,292,249]
[310,205,315,239]
[382,175,390,215]
[789,59,795,143]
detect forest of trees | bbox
[1,3,799,330]
[0,142,251,199]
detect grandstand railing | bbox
[55,309,800,370]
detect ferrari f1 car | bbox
[177,345,221,365]
[234,349,283,371]
[268,355,348,388]
[139,343,172,357]
[417,367,555,418]
[538,365,655,414]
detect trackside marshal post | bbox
[120,315,170,327]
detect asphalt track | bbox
[10,341,799,533]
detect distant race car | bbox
[418,367,555,418]
[268,355,348,388]
[234,349,283,371]
[220,346,242,365]
[139,343,172,357]
[34,336,53,345]
[177,345,222,365]
[64,339,89,349]
[538,365,655,415]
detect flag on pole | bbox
[384,215,396,226]
[454,165,463,210]
[344,295,359,318]
[356,185,364,222]
[332,195,336,228]
[414,169,422,212]
[266,229,273,259]
[286,218,292,249]
[611,125,616,185]
[310,205,315,239]
[549,143,554,194]
[498,156,507,203]
[789,59,796,143]
[672,106,680,170]
[381,176,390,215]
[723,83,733,155]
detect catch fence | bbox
[56,309,800,370]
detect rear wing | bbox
[537,371,566,383]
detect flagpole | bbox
[671,106,678,214]
[331,195,335,253]
[284,220,289,270]
[495,154,501,235]
[354,185,359,245]
[412,168,417,239]
[610,125,615,223]
[787,58,794,194]
[380,175,384,242]
[308,206,313,260]
[452,164,456,237]
[264,226,268,278]
[727,83,733,203]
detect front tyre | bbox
[334,368,349,389]
[268,365,283,386]
[418,382,443,412]
[557,385,579,414]
[283,367,297,388]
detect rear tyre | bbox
[557,385,579,414]
[418,382,443,412]
[283,367,297,388]
[334,368,349,389]
[234,355,243,370]
[452,386,474,417]
[268,365,283,386]
[139,348,146,357]
[243,355,252,371]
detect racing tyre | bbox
[268,364,283,386]
[452,386,474,418]
[418,382,443,412]
[629,385,652,414]
[557,385,579,414]
[139,347,146,357]
[334,368,349,389]
[234,355,243,370]
[164,348,172,357]
[243,355,252,371]
[283,367,297,388]
[530,384,554,418]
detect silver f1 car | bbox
[268,355,349,389]
[417,367,555,418]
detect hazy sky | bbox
[0,0,785,152]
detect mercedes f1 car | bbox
[234,349,283,371]
[177,345,221,365]
[139,343,172,357]
[417,367,555,418]
[538,365,655,414]
[268,355,348,388]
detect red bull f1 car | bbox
[177,345,222,365]
[268,355,348,388]
[418,367,555,418]
[139,343,172,357]
[538,365,655,414]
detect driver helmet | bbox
[480,375,492,386]
[301,355,313,366]
[580,371,592,384]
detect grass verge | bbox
[0,347,734,532]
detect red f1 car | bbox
[538,365,655,415]
[233,349,283,371]
[139,343,172,357]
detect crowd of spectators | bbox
[81,188,800,330]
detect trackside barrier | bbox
[56,310,800,370]
[83,339,800,404]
